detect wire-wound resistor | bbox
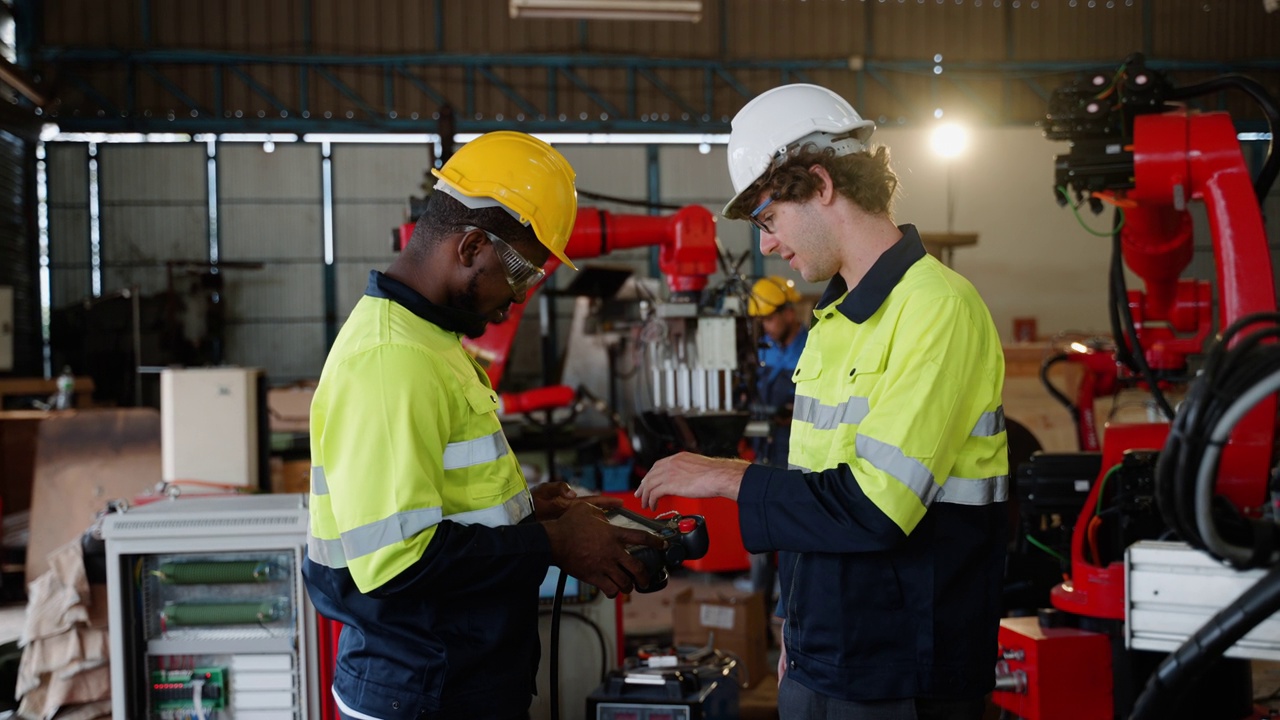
[161,598,288,626]
[155,560,279,584]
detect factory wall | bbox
[0,129,38,376]
[42,128,1280,389]
[46,143,90,310]
[217,142,327,381]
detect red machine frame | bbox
[995,69,1278,718]
[1049,110,1277,622]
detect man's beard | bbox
[456,270,483,315]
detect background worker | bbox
[746,275,808,623]
[303,131,663,720]
[637,84,1008,720]
[749,274,808,468]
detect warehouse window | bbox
[0,1,13,64]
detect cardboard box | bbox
[673,587,768,688]
[267,384,316,434]
[269,457,311,495]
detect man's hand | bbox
[634,452,750,511]
[544,502,664,597]
[531,481,624,521]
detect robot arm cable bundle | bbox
[1155,312,1280,569]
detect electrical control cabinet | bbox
[102,494,318,720]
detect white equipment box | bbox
[102,493,319,719]
[161,366,263,489]
[1126,540,1280,660]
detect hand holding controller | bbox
[604,508,709,593]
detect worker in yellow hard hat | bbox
[748,275,807,467]
[303,131,662,720]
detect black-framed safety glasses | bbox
[749,195,777,234]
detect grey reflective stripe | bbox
[855,434,940,506]
[793,394,870,430]
[311,466,329,496]
[796,397,1005,438]
[442,431,509,470]
[971,406,1006,437]
[336,506,444,560]
[307,492,532,569]
[443,490,533,528]
[785,459,1007,507]
[308,534,347,569]
[937,474,1009,505]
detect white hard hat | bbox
[722,83,876,217]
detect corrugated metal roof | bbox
[38,0,1280,126]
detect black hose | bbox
[1130,563,1280,720]
[578,189,686,211]
[1110,211,1177,420]
[1167,74,1280,205]
[550,569,568,720]
[1108,223,1139,372]
[1040,352,1081,424]
[1154,312,1280,553]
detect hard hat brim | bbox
[431,168,579,271]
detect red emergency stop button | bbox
[677,518,697,533]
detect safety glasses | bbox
[749,195,777,234]
[465,225,546,296]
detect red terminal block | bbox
[991,617,1113,720]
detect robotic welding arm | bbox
[456,204,720,390]
[1044,54,1278,477]
[1040,53,1279,617]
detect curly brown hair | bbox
[725,143,898,221]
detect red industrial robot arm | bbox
[398,204,718,390]
[1042,57,1278,621]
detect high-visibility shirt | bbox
[303,270,551,720]
[737,225,1008,702]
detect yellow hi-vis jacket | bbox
[302,270,550,720]
[737,225,1008,702]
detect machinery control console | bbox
[605,508,708,593]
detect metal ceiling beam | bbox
[35,47,1280,134]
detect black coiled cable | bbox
[1154,312,1280,561]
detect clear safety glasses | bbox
[465,225,546,296]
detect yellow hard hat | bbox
[748,276,801,317]
[431,131,580,270]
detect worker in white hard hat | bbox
[304,131,662,720]
[638,84,1008,720]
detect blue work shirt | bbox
[754,324,809,467]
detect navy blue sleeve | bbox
[370,515,552,599]
[738,463,908,554]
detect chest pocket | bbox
[456,384,515,503]
[792,356,822,386]
[463,383,500,416]
[849,343,887,392]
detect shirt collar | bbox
[814,224,927,324]
[365,270,490,338]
